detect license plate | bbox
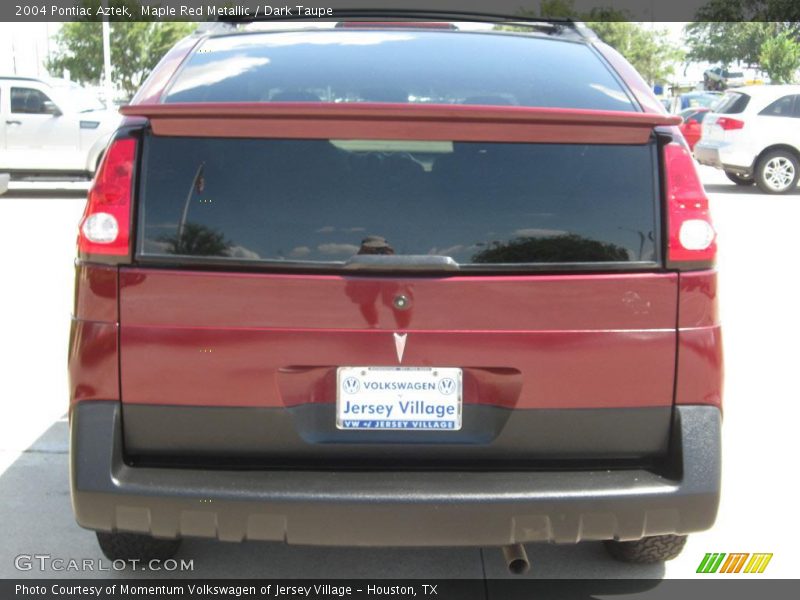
[336,366,462,431]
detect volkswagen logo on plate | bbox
[343,377,361,394]
[438,378,456,395]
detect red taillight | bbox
[78,137,136,258]
[664,141,716,268]
[716,117,744,130]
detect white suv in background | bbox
[695,85,800,194]
[0,76,121,178]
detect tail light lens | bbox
[717,117,744,130]
[664,141,716,268]
[78,137,136,258]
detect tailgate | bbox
[119,105,678,466]
[120,270,677,464]
[701,90,751,143]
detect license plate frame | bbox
[336,366,463,431]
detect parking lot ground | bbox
[0,167,798,582]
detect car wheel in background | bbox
[603,534,688,564]
[724,171,754,186]
[96,532,182,561]
[755,150,799,194]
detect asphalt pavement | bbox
[0,167,797,582]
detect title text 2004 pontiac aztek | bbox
[69,18,722,569]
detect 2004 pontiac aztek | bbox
[68,18,722,568]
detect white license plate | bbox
[336,366,462,431]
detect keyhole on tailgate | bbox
[393,294,410,310]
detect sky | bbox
[0,23,58,77]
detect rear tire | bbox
[724,171,754,186]
[96,532,182,562]
[604,534,688,564]
[755,150,799,194]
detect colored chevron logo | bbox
[697,553,773,574]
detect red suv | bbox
[69,16,722,569]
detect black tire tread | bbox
[724,171,754,186]
[604,534,687,564]
[96,532,181,562]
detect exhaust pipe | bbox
[502,543,530,575]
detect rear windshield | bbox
[163,31,637,111]
[137,135,659,271]
[713,92,750,114]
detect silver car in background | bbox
[0,76,121,178]
[695,84,800,193]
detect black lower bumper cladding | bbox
[70,402,720,546]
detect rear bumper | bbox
[694,141,753,174]
[71,402,721,546]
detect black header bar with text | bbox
[5,0,800,22]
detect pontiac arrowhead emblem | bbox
[393,333,407,363]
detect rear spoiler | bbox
[213,9,594,40]
[120,103,680,144]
